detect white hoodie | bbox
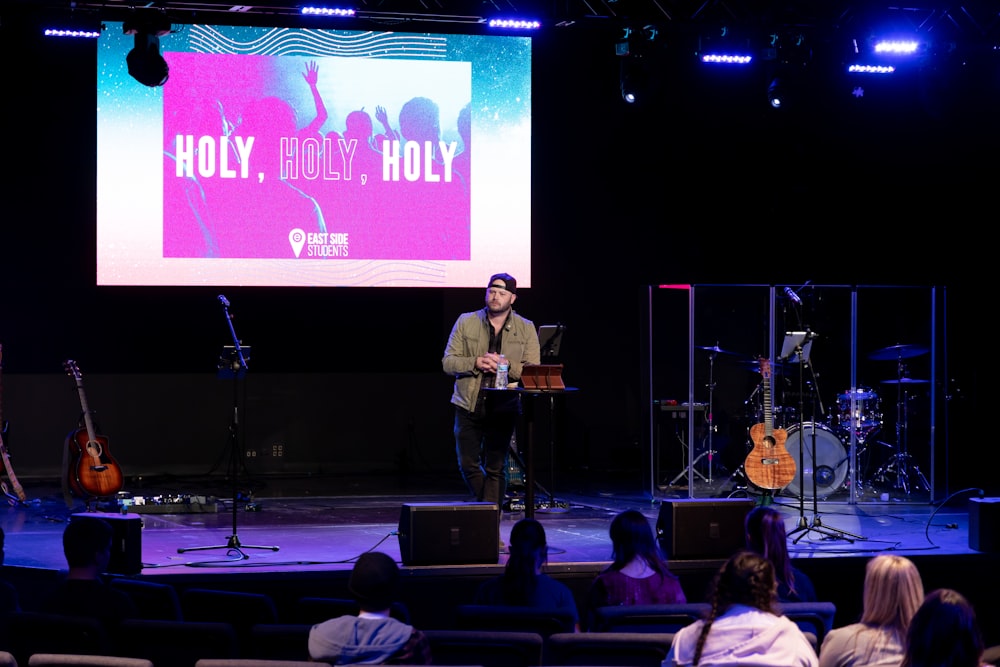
[665,604,818,667]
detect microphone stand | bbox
[787,328,863,544]
[178,296,279,558]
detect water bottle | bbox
[495,354,509,389]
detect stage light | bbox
[301,6,356,17]
[43,25,102,39]
[488,18,542,30]
[767,78,784,108]
[123,10,172,87]
[619,58,648,104]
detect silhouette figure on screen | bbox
[452,102,471,193]
[167,60,328,259]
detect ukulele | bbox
[0,344,26,504]
[64,360,124,498]
[744,357,797,491]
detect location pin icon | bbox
[288,228,306,258]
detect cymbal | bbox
[696,345,743,357]
[881,378,929,384]
[869,344,929,361]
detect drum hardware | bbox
[778,327,863,544]
[873,356,931,495]
[670,344,729,486]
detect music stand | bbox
[178,298,279,558]
[782,330,863,544]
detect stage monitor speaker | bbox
[70,512,143,575]
[968,497,1000,552]
[398,502,498,566]
[656,498,755,560]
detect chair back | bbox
[777,601,836,646]
[422,629,543,667]
[590,603,709,633]
[453,604,576,637]
[7,612,111,667]
[243,624,312,662]
[108,578,183,621]
[543,632,674,667]
[114,618,239,667]
[28,655,154,667]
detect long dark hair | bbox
[744,505,799,597]
[501,518,547,605]
[605,509,673,579]
[901,588,984,667]
[693,550,778,666]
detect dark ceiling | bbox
[4,0,999,41]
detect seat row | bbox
[0,629,677,667]
[105,579,836,643]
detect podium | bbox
[516,387,578,519]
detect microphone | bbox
[784,286,802,305]
[217,295,230,307]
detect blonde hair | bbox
[861,555,924,643]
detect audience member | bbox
[584,509,686,630]
[308,551,431,665]
[663,549,818,667]
[39,517,137,628]
[745,505,817,602]
[474,517,580,631]
[819,554,923,667]
[900,588,993,667]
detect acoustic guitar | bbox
[64,360,124,498]
[744,358,797,491]
[0,344,26,505]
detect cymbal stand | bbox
[873,361,930,495]
[784,329,863,544]
[178,296,279,558]
[670,347,717,486]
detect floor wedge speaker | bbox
[969,497,1000,552]
[398,502,498,566]
[656,498,755,560]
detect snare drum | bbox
[836,388,882,439]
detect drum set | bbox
[742,343,930,500]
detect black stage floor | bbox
[3,471,998,646]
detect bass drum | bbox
[784,422,849,499]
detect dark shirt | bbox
[778,566,817,603]
[40,578,138,628]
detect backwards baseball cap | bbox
[488,273,517,294]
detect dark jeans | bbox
[454,397,518,506]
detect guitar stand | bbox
[178,301,279,559]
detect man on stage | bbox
[442,273,540,518]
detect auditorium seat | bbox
[28,655,153,667]
[194,660,323,667]
[542,631,674,666]
[243,624,311,662]
[114,618,239,667]
[6,612,111,667]
[776,601,837,647]
[180,589,279,653]
[422,629,543,667]
[589,603,709,633]
[108,578,184,621]
[452,605,577,637]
